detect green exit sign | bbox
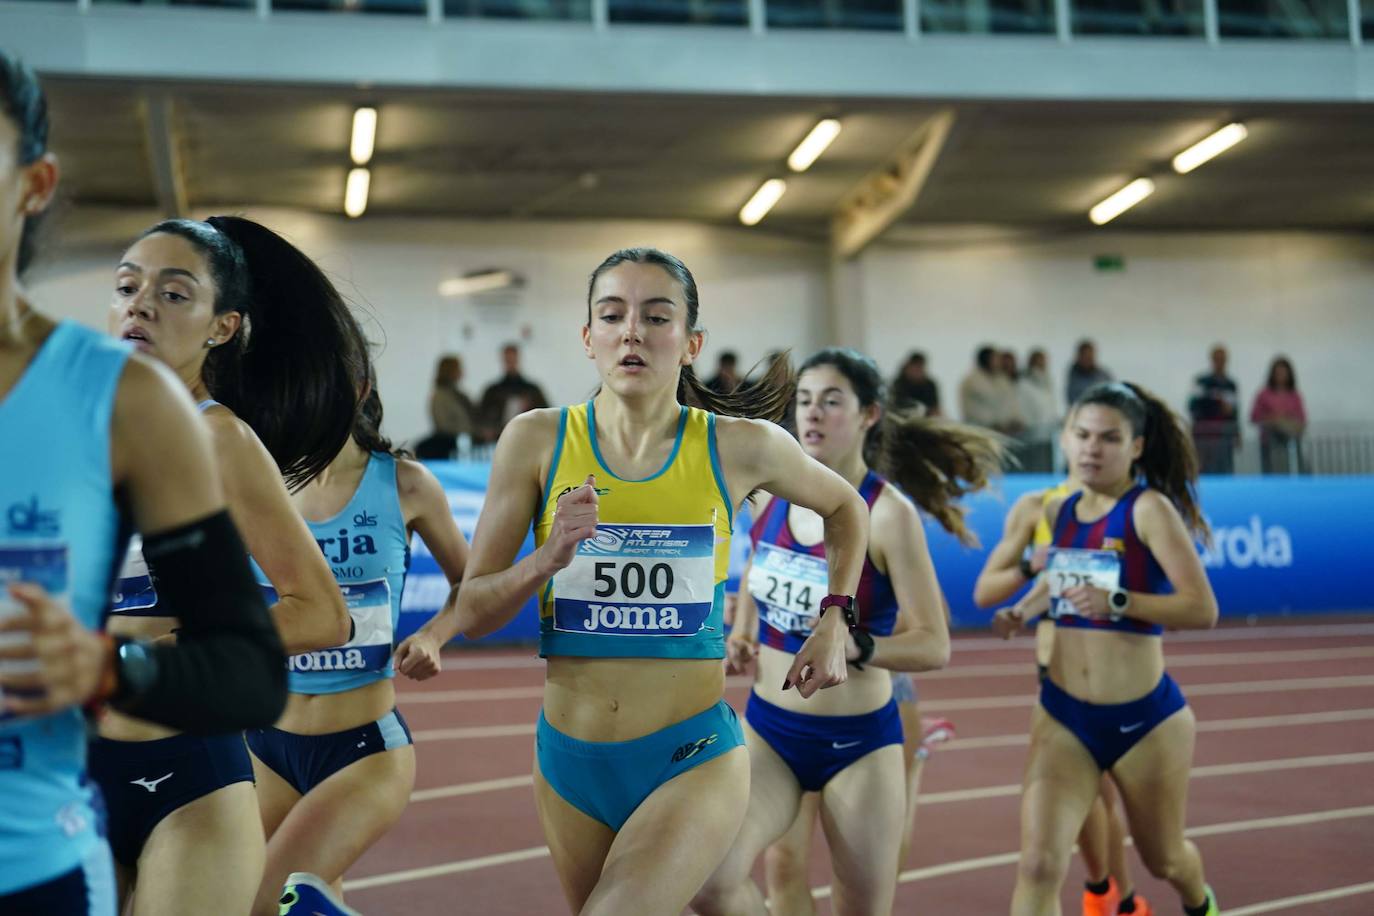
[1094,254,1126,272]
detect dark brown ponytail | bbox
[800,348,1009,546]
[136,216,370,491]
[873,411,1008,546]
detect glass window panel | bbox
[766,0,904,31]
[443,0,590,18]
[1217,0,1348,37]
[274,0,424,13]
[921,0,1055,33]
[609,0,746,24]
[1073,0,1206,35]
[91,0,254,8]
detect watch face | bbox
[1110,590,1129,610]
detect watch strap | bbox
[819,594,858,629]
[849,628,876,670]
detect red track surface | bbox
[343,619,1374,915]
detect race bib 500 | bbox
[553,523,716,637]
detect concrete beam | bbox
[830,109,954,260]
[141,93,188,218]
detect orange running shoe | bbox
[1082,877,1119,916]
[1119,892,1154,916]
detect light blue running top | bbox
[0,322,129,894]
[254,452,409,694]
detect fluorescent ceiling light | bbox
[351,107,377,166]
[1088,177,1155,226]
[344,167,370,218]
[788,118,841,173]
[1172,122,1248,175]
[739,179,787,227]
[438,270,518,298]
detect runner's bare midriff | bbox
[1049,627,1166,704]
[753,644,892,717]
[543,656,724,742]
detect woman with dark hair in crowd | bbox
[0,51,287,914]
[248,377,470,916]
[890,350,940,416]
[416,353,476,459]
[90,215,367,916]
[693,347,1005,916]
[993,381,1220,916]
[1250,356,1306,474]
[453,248,870,915]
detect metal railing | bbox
[1301,423,1374,475]
[9,0,1368,46]
[959,420,1374,476]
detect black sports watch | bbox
[113,638,160,704]
[849,628,876,670]
[819,594,858,629]
[1018,554,1035,580]
[1107,588,1131,622]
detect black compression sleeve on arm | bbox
[116,511,287,733]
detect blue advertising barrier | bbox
[399,465,1374,642]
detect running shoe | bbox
[1081,877,1118,916]
[1200,885,1220,915]
[1125,893,1154,915]
[920,716,956,753]
[280,872,362,916]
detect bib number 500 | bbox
[594,561,675,601]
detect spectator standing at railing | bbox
[891,350,941,416]
[1066,339,1113,406]
[1250,356,1306,475]
[960,347,999,427]
[706,350,743,394]
[416,354,477,459]
[478,342,549,442]
[998,348,1028,436]
[1188,345,1240,474]
[1018,348,1059,472]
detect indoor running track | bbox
[341,618,1374,915]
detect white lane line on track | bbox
[415,622,1374,675]
[922,675,1374,713]
[397,670,1374,709]
[941,707,1374,752]
[344,802,1374,894]
[402,742,1374,814]
[915,646,1374,681]
[410,776,533,802]
[344,846,551,891]
[919,752,1374,805]
[405,680,1374,743]
[412,723,536,741]
[1225,881,1374,915]
[808,805,1374,901]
